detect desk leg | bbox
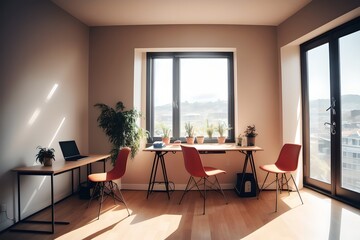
[147,153,158,199]
[51,174,55,233]
[239,152,250,195]
[248,152,260,196]
[159,153,170,199]
[17,173,21,222]
[147,152,171,199]
[238,151,259,198]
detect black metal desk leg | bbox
[17,173,21,222]
[248,151,260,196]
[159,154,170,199]
[51,174,55,233]
[147,153,159,198]
[239,153,249,195]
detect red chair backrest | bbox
[106,147,131,180]
[275,144,301,172]
[181,145,207,178]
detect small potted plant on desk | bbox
[244,125,258,146]
[36,146,55,166]
[185,122,195,144]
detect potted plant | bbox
[94,101,146,165]
[244,124,258,146]
[206,120,215,139]
[161,124,171,145]
[184,122,195,144]
[237,134,243,146]
[216,121,231,144]
[36,146,55,166]
[196,135,205,144]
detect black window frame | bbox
[146,51,235,143]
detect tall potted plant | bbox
[94,101,146,165]
[244,125,258,146]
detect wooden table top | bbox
[12,154,110,175]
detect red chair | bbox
[87,147,131,219]
[259,143,303,212]
[179,145,228,214]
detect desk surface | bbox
[12,154,110,175]
[144,144,263,152]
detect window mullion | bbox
[173,57,180,139]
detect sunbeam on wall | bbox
[46,83,58,102]
[48,117,66,147]
[28,108,41,126]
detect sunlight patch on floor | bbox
[243,190,360,240]
[55,207,182,240]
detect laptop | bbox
[59,140,88,161]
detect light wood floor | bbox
[1,188,360,240]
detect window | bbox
[146,52,235,143]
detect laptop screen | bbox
[59,140,81,159]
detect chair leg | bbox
[214,176,228,204]
[203,177,206,215]
[282,174,291,196]
[113,181,131,216]
[98,182,105,220]
[275,173,279,212]
[290,174,304,205]
[87,182,99,209]
[179,176,193,205]
[258,172,269,199]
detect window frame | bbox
[146,51,235,143]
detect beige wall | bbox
[0,0,89,230]
[88,25,282,189]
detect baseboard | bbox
[121,183,235,191]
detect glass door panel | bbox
[339,30,360,194]
[307,43,331,184]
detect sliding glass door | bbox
[301,17,360,207]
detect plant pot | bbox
[237,137,243,146]
[196,136,205,144]
[217,136,226,144]
[162,137,170,145]
[247,136,255,146]
[186,137,195,144]
[44,157,53,167]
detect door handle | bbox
[326,97,336,115]
[324,121,336,135]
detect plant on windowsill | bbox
[36,146,55,166]
[94,101,147,165]
[244,124,258,146]
[216,121,231,144]
[185,122,195,144]
[206,120,215,139]
[161,124,171,145]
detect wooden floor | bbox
[1,188,360,240]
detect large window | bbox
[146,52,235,143]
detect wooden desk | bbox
[12,154,110,234]
[143,144,263,199]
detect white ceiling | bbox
[51,0,312,27]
